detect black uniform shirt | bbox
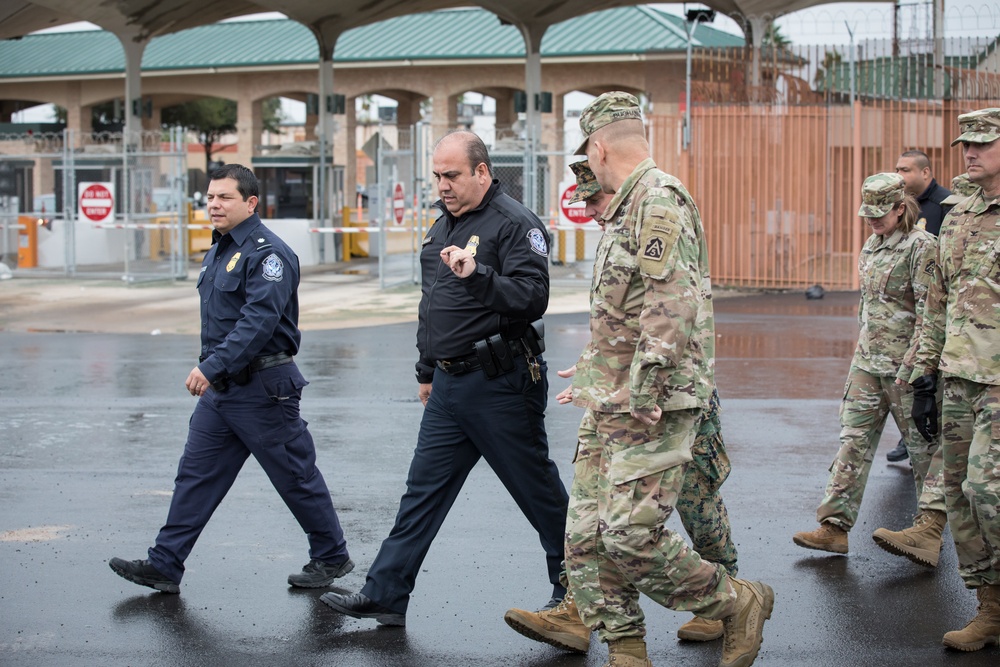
[917,178,953,237]
[196,213,301,383]
[415,181,549,382]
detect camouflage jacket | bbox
[853,227,937,380]
[572,158,715,414]
[912,191,1000,385]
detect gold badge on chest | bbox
[226,252,241,272]
[465,235,480,257]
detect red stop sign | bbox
[560,184,591,224]
[392,183,405,225]
[79,183,114,222]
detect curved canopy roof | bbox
[1,1,887,49]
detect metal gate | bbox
[0,127,188,282]
[371,123,423,289]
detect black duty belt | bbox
[207,352,294,392]
[250,351,294,372]
[436,338,528,376]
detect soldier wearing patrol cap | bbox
[793,173,946,573]
[505,159,740,652]
[911,108,1000,651]
[940,172,979,206]
[505,92,774,667]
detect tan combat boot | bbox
[677,614,724,641]
[942,585,1000,651]
[720,578,775,667]
[605,636,652,667]
[872,509,947,567]
[503,593,590,653]
[792,523,848,554]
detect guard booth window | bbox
[256,167,313,219]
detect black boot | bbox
[886,438,909,463]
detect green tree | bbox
[162,97,283,175]
[814,50,844,93]
[762,22,791,49]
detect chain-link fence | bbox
[0,128,188,282]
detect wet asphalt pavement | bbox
[1,291,998,666]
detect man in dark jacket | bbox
[896,149,952,236]
[320,131,569,626]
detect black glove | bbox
[911,374,939,442]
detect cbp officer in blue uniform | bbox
[109,164,351,593]
[321,131,569,625]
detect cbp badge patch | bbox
[262,253,284,282]
[527,228,548,257]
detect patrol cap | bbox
[568,160,601,204]
[858,172,905,218]
[575,91,643,155]
[941,172,978,205]
[950,108,1000,147]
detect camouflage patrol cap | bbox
[575,91,643,155]
[941,173,977,205]
[858,172,905,218]
[950,108,1000,147]
[568,160,601,204]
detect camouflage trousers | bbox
[817,366,945,529]
[678,406,738,576]
[565,408,734,641]
[941,377,1000,588]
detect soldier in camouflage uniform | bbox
[793,173,945,565]
[940,172,979,206]
[504,161,739,652]
[504,93,774,667]
[910,108,1000,651]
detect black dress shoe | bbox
[886,438,910,462]
[319,591,405,626]
[109,557,180,594]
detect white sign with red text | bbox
[559,181,594,226]
[392,182,405,225]
[78,182,115,223]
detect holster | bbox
[524,319,545,356]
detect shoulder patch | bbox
[527,228,548,257]
[637,205,681,278]
[262,253,284,282]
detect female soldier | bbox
[792,173,947,567]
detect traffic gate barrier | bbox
[17,215,38,268]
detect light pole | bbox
[684,8,716,150]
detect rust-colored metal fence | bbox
[648,36,1000,290]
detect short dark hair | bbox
[438,131,493,177]
[900,150,931,171]
[210,164,259,202]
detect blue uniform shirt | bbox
[195,213,301,383]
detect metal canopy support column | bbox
[748,15,765,100]
[519,23,545,215]
[317,54,336,263]
[118,37,145,145]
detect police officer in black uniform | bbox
[109,164,352,593]
[320,131,569,626]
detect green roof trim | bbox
[0,7,744,78]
